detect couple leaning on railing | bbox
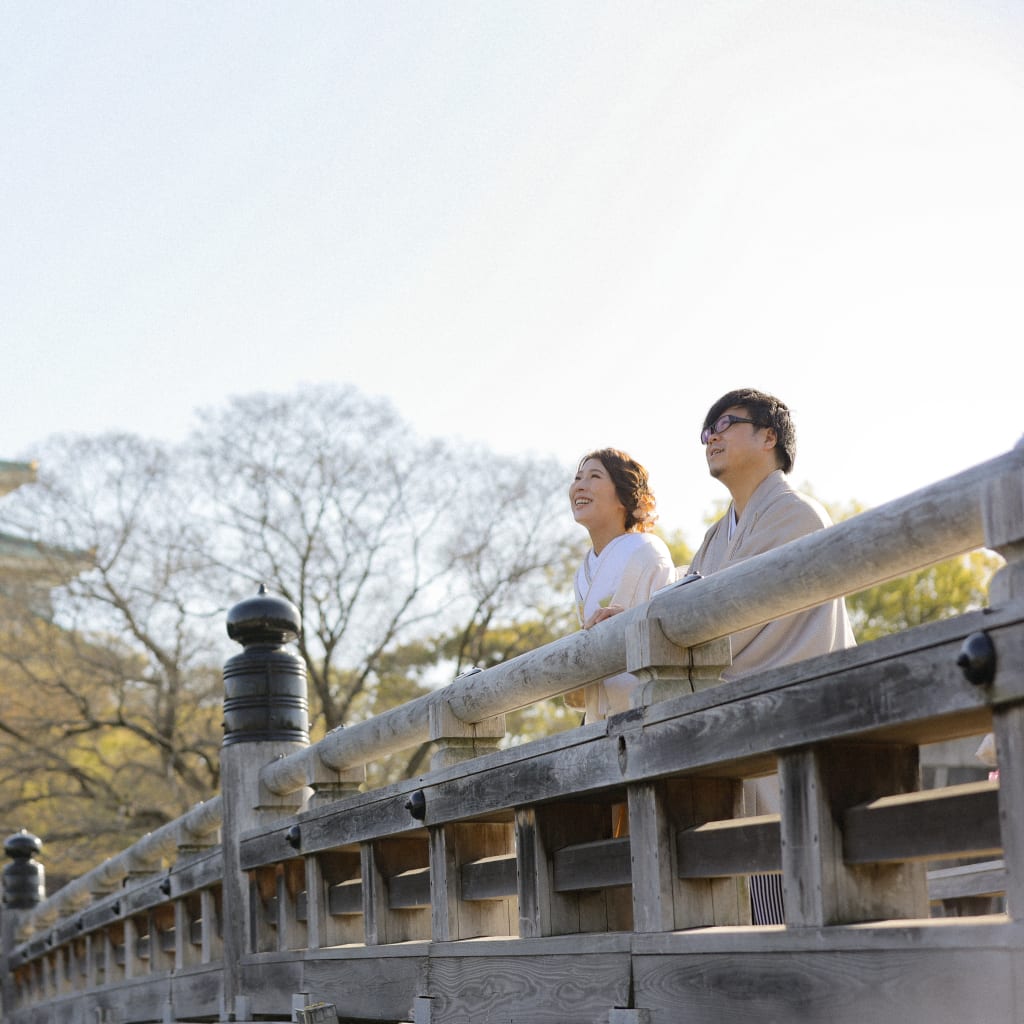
[566,386,857,923]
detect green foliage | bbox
[0,593,221,883]
[656,527,694,570]
[848,550,1003,643]
[825,496,1003,643]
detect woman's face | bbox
[569,458,627,536]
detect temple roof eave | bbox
[0,460,39,498]
[0,530,95,581]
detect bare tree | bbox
[0,433,222,879]
[0,385,578,877]
[189,384,576,730]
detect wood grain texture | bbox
[632,947,1017,1024]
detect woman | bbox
[567,448,676,722]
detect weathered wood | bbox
[239,606,1023,878]
[307,850,362,947]
[460,853,517,901]
[428,699,506,771]
[781,742,927,927]
[300,944,429,1023]
[629,777,749,932]
[167,962,225,1021]
[631,944,1019,1024]
[928,859,1006,902]
[553,838,631,892]
[326,878,362,915]
[844,780,1002,863]
[676,813,781,877]
[430,822,516,941]
[417,946,632,1024]
[994,702,1024,919]
[984,459,1024,605]
[277,858,307,951]
[168,849,224,896]
[200,885,222,965]
[515,801,630,938]
[362,837,431,945]
[250,865,279,954]
[389,866,431,908]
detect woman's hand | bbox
[584,604,624,629]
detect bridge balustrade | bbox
[1,442,1022,1024]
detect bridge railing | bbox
[2,441,1022,1024]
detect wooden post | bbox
[627,615,731,706]
[428,697,506,771]
[515,801,624,937]
[629,777,747,932]
[983,453,1024,606]
[779,742,926,926]
[305,850,362,949]
[2,831,46,1014]
[174,895,198,970]
[994,704,1024,919]
[429,821,515,941]
[361,838,431,945]
[200,887,221,965]
[982,451,1024,918]
[220,588,310,1020]
[277,859,307,951]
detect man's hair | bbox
[577,448,658,532]
[703,388,796,473]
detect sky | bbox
[3,1,1022,546]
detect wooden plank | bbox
[515,802,627,937]
[421,949,632,1024]
[277,858,308,951]
[200,886,222,965]
[167,849,224,895]
[844,780,1001,863]
[389,866,431,909]
[430,822,516,942]
[994,703,1024,919]
[361,837,431,945]
[630,777,749,932]
[928,860,1006,902]
[676,815,781,877]
[326,878,363,915]
[552,838,631,892]
[627,779,677,933]
[310,850,363,947]
[301,946,428,1023]
[631,946,1019,1023]
[782,743,927,927]
[169,962,225,1021]
[460,854,517,901]
[515,807,547,939]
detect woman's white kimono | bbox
[572,531,676,721]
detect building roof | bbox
[0,460,38,497]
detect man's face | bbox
[704,406,775,486]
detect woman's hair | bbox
[577,448,658,533]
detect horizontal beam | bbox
[844,781,1002,864]
[259,445,1024,796]
[676,816,781,877]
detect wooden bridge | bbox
[1,442,1023,1024]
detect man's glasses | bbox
[700,414,761,445]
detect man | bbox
[690,387,855,679]
[690,387,855,923]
